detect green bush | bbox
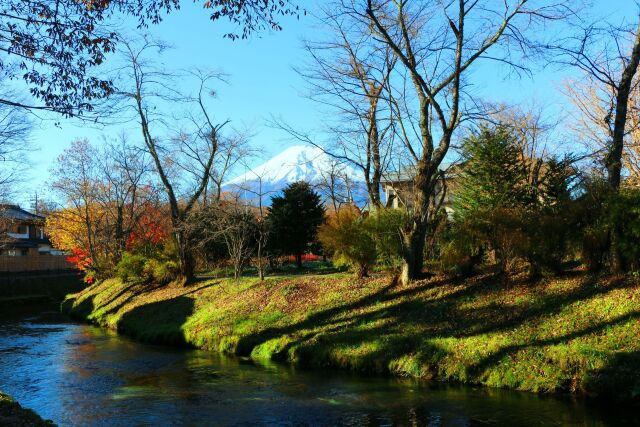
[523,208,573,275]
[439,240,476,277]
[606,188,640,271]
[570,179,640,272]
[116,252,149,282]
[436,218,483,276]
[144,258,180,284]
[364,208,405,268]
[449,124,578,275]
[318,206,377,278]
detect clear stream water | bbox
[0,306,636,426]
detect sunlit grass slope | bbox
[62,272,640,400]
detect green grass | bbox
[0,391,54,426]
[199,260,346,279]
[62,271,640,401]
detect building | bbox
[381,165,458,218]
[0,204,71,272]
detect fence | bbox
[0,255,75,272]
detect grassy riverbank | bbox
[62,271,640,401]
[0,391,53,426]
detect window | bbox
[17,224,27,234]
[21,249,28,256]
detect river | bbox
[0,306,635,426]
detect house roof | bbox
[3,240,38,249]
[0,204,45,222]
[381,162,457,183]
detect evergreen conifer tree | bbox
[267,182,325,268]
[454,125,529,219]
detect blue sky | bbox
[20,0,635,206]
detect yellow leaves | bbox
[46,208,86,252]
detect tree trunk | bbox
[175,230,195,284]
[115,205,125,259]
[607,23,640,273]
[257,240,266,281]
[296,253,303,269]
[234,263,241,280]
[398,162,434,285]
[400,220,427,285]
[357,264,369,279]
[367,98,383,210]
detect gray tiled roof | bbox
[0,204,45,221]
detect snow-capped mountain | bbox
[223,145,367,205]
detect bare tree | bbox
[187,201,257,280]
[554,13,640,271]
[49,137,157,276]
[316,159,355,211]
[99,134,156,259]
[0,102,32,201]
[563,71,640,181]
[246,174,272,281]
[118,39,233,282]
[356,0,571,284]
[274,3,396,208]
[205,131,254,203]
[50,139,105,272]
[220,205,258,280]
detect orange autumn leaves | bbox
[47,202,171,280]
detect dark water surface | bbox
[0,307,636,426]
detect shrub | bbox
[116,252,149,282]
[524,216,560,274]
[451,123,579,275]
[606,188,640,271]
[436,218,482,277]
[364,208,405,268]
[318,205,376,278]
[571,179,640,272]
[144,258,180,285]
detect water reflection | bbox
[0,308,635,426]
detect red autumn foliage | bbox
[287,253,322,263]
[66,247,93,272]
[126,204,172,252]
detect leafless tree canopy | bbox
[553,14,640,189]
[0,103,31,201]
[350,0,572,283]
[552,10,640,272]
[115,37,252,281]
[50,137,159,274]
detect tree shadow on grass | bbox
[116,296,195,347]
[87,279,218,321]
[462,309,640,381]
[581,350,640,402]
[182,280,222,296]
[60,293,95,319]
[62,280,149,320]
[234,274,487,355]
[234,272,640,394]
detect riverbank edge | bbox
[0,391,55,426]
[61,273,640,403]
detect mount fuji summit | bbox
[223,145,367,205]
